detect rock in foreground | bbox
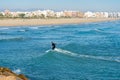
[0,67,28,80]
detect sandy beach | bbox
[0,18,119,27]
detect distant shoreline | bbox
[0,18,119,27]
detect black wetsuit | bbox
[52,42,56,50]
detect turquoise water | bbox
[0,21,120,80]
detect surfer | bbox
[51,42,56,50]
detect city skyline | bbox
[0,0,120,12]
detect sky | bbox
[0,0,120,12]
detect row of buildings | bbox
[0,9,120,18]
[84,11,120,18]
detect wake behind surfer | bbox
[51,42,56,50]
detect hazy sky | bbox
[0,0,120,11]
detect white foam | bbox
[0,28,9,30]
[115,57,120,62]
[45,49,52,53]
[29,27,39,29]
[13,69,21,74]
[19,29,26,32]
[54,48,120,63]
[54,48,76,56]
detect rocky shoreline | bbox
[0,67,28,80]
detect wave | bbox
[87,28,120,34]
[29,27,39,29]
[87,28,105,34]
[18,29,28,32]
[77,29,117,36]
[0,28,9,30]
[93,28,120,34]
[0,37,28,41]
[93,28,103,32]
[50,48,120,63]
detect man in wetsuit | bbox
[51,42,56,50]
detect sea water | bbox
[0,21,120,80]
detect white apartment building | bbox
[103,12,109,18]
[117,12,120,18]
[84,11,96,18]
[55,11,64,17]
